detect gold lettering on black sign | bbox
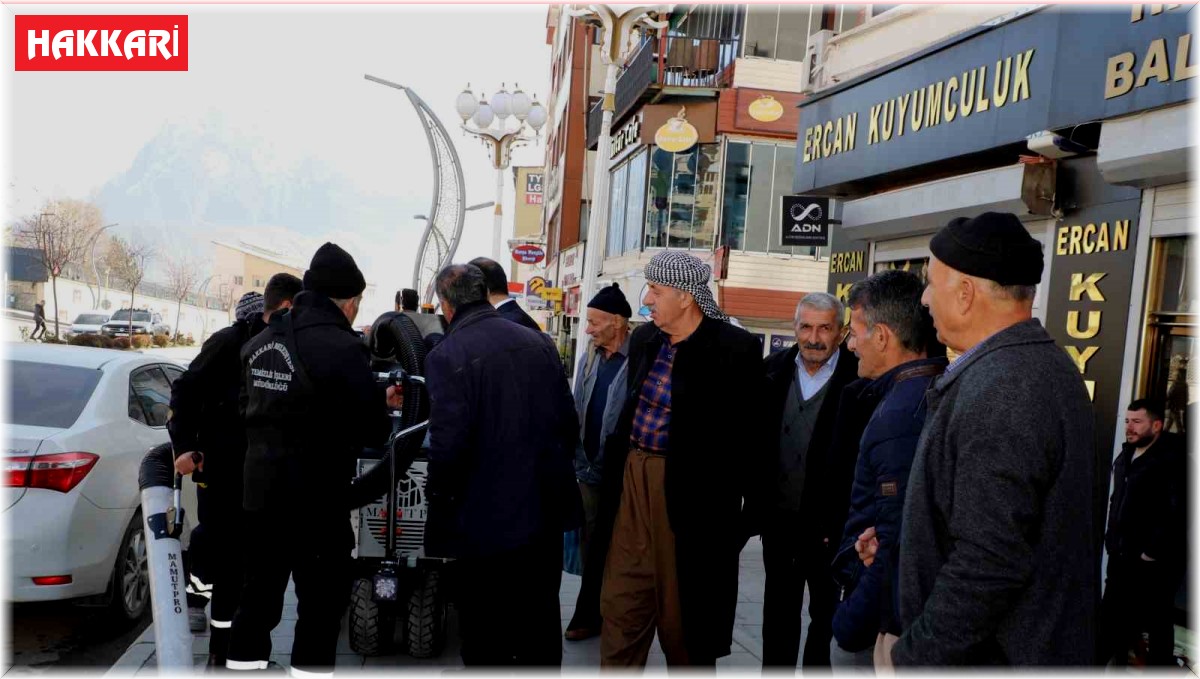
[1062,271,1111,402]
[1107,6,1195,99]
[829,250,865,274]
[1055,221,1130,256]
[809,48,1033,162]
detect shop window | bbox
[605,149,648,259]
[1141,237,1197,434]
[720,143,750,250]
[623,152,648,253]
[645,143,722,250]
[606,162,629,259]
[721,141,813,256]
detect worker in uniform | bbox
[225,243,402,675]
[170,275,302,667]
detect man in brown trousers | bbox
[597,251,766,667]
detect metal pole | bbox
[493,166,505,262]
[572,59,621,386]
[90,223,117,310]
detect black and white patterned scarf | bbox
[643,250,729,322]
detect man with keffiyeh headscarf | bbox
[594,250,768,668]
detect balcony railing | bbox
[587,35,739,149]
[661,36,738,88]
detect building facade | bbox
[803,3,1194,621]
[542,5,892,368]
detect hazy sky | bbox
[4,4,552,318]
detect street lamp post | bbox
[564,5,669,383]
[413,201,495,300]
[88,223,118,310]
[454,84,548,263]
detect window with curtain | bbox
[644,143,723,250]
[720,140,814,256]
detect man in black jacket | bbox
[468,256,541,331]
[598,250,766,668]
[761,292,858,669]
[226,243,402,674]
[169,275,301,666]
[1100,398,1187,666]
[423,263,581,667]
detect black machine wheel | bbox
[405,569,446,659]
[348,577,396,656]
[368,312,429,463]
[108,509,150,623]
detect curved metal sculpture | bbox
[365,75,466,305]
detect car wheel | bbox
[110,510,150,622]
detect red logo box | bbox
[15,15,188,71]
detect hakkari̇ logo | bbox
[15,15,188,71]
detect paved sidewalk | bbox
[108,540,807,674]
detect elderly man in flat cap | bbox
[596,251,767,668]
[880,212,1097,667]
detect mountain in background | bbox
[93,114,421,307]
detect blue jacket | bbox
[572,337,630,486]
[831,356,946,652]
[423,301,582,559]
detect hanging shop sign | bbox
[526,276,548,297]
[512,244,546,265]
[748,94,785,122]
[781,195,831,247]
[541,287,564,302]
[654,107,700,153]
[1043,158,1142,478]
[611,115,642,158]
[795,5,1195,195]
[560,243,583,288]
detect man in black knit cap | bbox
[565,283,633,642]
[227,243,402,675]
[884,212,1097,667]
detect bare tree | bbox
[165,254,201,340]
[13,199,103,338]
[105,236,153,338]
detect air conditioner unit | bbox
[800,29,837,94]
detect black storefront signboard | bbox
[795,5,1194,195]
[781,195,830,246]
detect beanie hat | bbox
[587,283,632,318]
[929,212,1044,286]
[302,242,366,299]
[235,292,264,322]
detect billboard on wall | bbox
[513,166,544,239]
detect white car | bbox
[67,312,111,337]
[5,343,196,621]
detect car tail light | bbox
[4,453,99,493]
[32,575,72,586]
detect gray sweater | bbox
[894,319,1098,666]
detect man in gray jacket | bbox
[565,283,632,641]
[888,212,1097,666]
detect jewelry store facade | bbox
[801,5,1194,498]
